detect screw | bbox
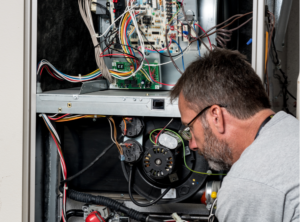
[155,159,162,165]
[133,98,136,101]
[106,20,110,24]
[58,108,62,112]
[123,98,126,101]
[67,103,72,108]
[139,98,143,101]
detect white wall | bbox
[0,0,24,221]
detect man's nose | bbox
[189,135,198,151]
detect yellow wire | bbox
[168,4,181,25]
[121,12,136,65]
[55,115,106,122]
[140,69,151,82]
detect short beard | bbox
[198,117,233,171]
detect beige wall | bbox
[0,0,24,221]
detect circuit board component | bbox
[112,61,161,89]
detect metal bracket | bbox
[79,79,108,95]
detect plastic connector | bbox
[171,213,184,222]
[36,82,42,94]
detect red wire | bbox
[141,56,175,86]
[48,113,70,121]
[45,66,63,81]
[194,23,212,50]
[155,127,166,144]
[40,66,45,76]
[124,15,134,55]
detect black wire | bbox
[102,29,144,64]
[61,135,124,183]
[128,165,171,207]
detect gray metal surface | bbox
[123,201,209,215]
[36,88,180,117]
[79,79,108,94]
[274,0,294,51]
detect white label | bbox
[162,188,176,199]
[152,0,157,9]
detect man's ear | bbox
[208,105,225,134]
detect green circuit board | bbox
[112,62,160,90]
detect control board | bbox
[109,0,196,52]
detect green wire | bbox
[149,128,227,176]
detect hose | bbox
[128,165,171,207]
[61,187,163,222]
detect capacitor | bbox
[161,6,164,12]
[156,38,159,45]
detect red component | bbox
[200,191,206,205]
[130,65,134,70]
[170,26,174,31]
[86,211,106,222]
[113,8,116,13]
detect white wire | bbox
[97,4,138,39]
[208,198,218,222]
[126,3,145,76]
[48,113,59,118]
[144,44,192,66]
[42,114,61,143]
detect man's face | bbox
[178,92,233,171]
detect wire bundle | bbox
[37,60,102,83]
[41,114,68,222]
[78,0,111,81]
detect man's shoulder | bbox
[227,111,299,192]
[216,112,299,222]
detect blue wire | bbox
[172,40,185,71]
[194,23,201,57]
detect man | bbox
[170,49,299,222]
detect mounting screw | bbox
[58,108,62,112]
[67,103,72,108]
[123,98,126,101]
[133,98,136,101]
[139,98,143,101]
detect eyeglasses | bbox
[179,104,227,141]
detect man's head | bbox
[170,49,271,171]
